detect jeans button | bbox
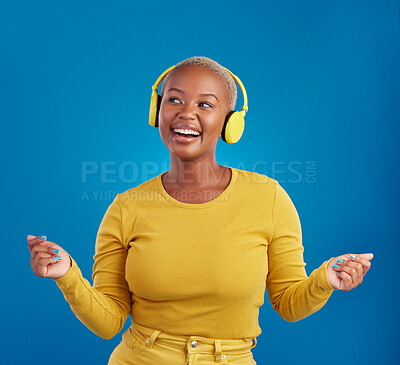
[190,340,198,348]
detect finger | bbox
[349,254,372,275]
[31,251,61,267]
[338,253,374,262]
[332,257,350,270]
[31,245,51,264]
[27,235,47,250]
[31,251,50,272]
[31,243,61,258]
[337,270,353,291]
[357,253,374,260]
[32,252,62,273]
[30,240,62,265]
[336,259,363,282]
[337,264,359,287]
[38,256,61,266]
[32,250,63,266]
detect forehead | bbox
[165,65,228,98]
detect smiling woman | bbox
[158,65,231,177]
[27,56,373,365]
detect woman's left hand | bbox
[326,253,374,291]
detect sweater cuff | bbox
[316,257,336,291]
[52,255,82,289]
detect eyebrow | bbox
[167,87,219,102]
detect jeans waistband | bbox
[129,321,257,361]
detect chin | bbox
[170,147,202,161]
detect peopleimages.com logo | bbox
[80,160,317,201]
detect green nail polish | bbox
[53,249,59,253]
[351,254,356,259]
[40,235,46,240]
[337,259,343,263]
[56,256,62,260]
[333,264,338,268]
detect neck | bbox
[164,155,227,189]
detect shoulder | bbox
[230,167,279,205]
[232,166,278,188]
[116,174,161,206]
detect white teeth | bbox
[173,128,200,136]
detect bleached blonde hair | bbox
[160,56,237,112]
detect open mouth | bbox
[173,130,200,138]
[171,129,202,141]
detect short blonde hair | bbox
[160,56,237,112]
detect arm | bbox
[53,194,132,339]
[266,182,336,322]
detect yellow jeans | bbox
[108,321,258,364]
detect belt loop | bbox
[122,327,135,349]
[145,329,162,349]
[214,339,222,362]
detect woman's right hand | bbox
[27,235,72,279]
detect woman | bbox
[27,56,374,365]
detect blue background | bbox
[1,0,399,364]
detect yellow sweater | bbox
[54,167,335,340]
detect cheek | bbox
[157,109,174,141]
[205,114,227,132]
[158,104,174,124]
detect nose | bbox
[178,102,196,120]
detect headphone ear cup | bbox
[155,94,162,128]
[149,91,160,128]
[221,111,245,143]
[221,111,234,143]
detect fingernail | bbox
[337,259,343,263]
[53,249,59,253]
[53,257,58,261]
[337,271,340,275]
[351,254,357,259]
[56,256,62,260]
[40,235,46,240]
[333,264,339,268]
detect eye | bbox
[199,102,212,108]
[168,97,181,104]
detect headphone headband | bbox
[151,65,176,91]
[221,67,248,114]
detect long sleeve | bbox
[266,182,336,322]
[52,194,132,339]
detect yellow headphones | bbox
[149,64,248,144]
